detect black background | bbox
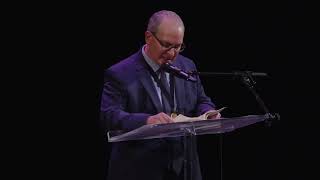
[13,1,319,180]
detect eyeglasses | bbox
[151,32,186,52]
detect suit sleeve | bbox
[100,69,151,131]
[192,64,217,116]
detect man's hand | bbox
[207,112,222,120]
[147,112,174,124]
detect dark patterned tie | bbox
[159,69,172,114]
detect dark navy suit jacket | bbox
[100,49,216,180]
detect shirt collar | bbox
[142,45,161,73]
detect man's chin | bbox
[158,58,174,65]
[163,59,173,64]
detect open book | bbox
[171,107,227,123]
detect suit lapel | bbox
[135,54,162,113]
[172,59,185,114]
[133,51,187,114]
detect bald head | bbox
[144,10,185,65]
[147,10,185,34]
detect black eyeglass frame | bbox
[150,31,186,52]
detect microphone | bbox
[161,63,197,82]
[191,71,268,77]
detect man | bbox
[100,10,221,180]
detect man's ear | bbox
[145,31,152,44]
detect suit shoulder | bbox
[176,54,197,69]
[105,51,140,74]
[103,51,142,83]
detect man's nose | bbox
[166,48,176,57]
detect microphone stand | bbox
[188,70,280,180]
[190,70,280,125]
[233,71,280,126]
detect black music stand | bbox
[107,114,268,180]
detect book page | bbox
[171,107,227,123]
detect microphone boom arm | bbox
[192,70,280,126]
